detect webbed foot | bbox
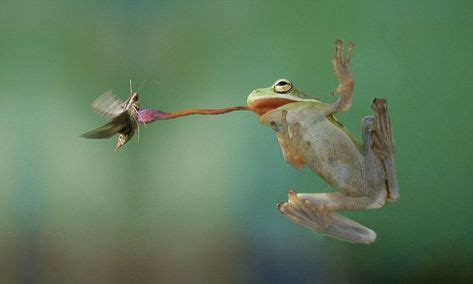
[277,190,377,244]
[277,190,331,230]
[371,98,399,201]
[371,99,394,156]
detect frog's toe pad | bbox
[277,190,377,244]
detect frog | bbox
[246,40,399,244]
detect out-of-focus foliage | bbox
[1,0,472,283]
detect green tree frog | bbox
[247,40,399,244]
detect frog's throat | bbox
[248,97,320,116]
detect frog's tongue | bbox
[247,98,298,115]
[138,106,251,124]
[137,97,298,124]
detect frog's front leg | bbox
[270,110,306,169]
[329,39,355,114]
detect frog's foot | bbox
[370,98,399,201]
[277,190,377,244]
[270,110,306,169]
[330,40,355,113]
[277,190,330,229]
[332,39,354,94]
[371,98,394,156]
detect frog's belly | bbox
[299,118,365,196]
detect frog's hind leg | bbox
[277,190,376,244]
[369,98,399,201]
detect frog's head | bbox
[247,79,320,115]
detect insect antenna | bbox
[136,77,149,128]
[129,79,133,96]
[136,78,148,94]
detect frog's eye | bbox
[273,79,293,94]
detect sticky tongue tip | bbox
[138,109,169,123]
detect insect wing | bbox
[81,112,131,139]
[91,90,126,118]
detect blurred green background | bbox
[1,0,472,283]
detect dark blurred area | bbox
[1,0,472,283]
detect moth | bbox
[82,81,249,151]
[81,83,140,151]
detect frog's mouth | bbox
[247,98,298,115]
